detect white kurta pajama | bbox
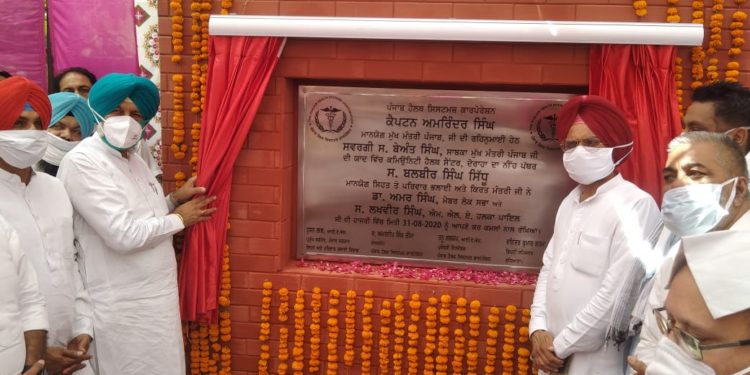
[0,169,94,375]
[0,215,48,375]
[530,175,662,375]
[58,135,185,375]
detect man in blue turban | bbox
[87,73,162,179]
[37,93,97,176]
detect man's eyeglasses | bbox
[560,137,603,152]
[653,307,750,360]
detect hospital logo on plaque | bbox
[529,103,562,150]
[307,96,354,142]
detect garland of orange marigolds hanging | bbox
[361,290,375,375]
[691,0,707,89]
[170,1,184,63]
[309,287,322,372]
[378,300,392,374]
[436,295,451,375]
[517,319,531,375]
[666,0,680,22]
[632,0,647,17]
[327,290,340,375]
[467,300,481,375]
[292,290,305,374]
[407,294,421,375]
[424,296,438,375]
[171,74,187,187]
[726,8,747,82]
[392,295,406,375]
[706,0,724,82]
[485,306,500,375]
[344,290,357,366]
[452,298,467,374]
[278,288,290,375]
[258,281,272,375]
[503,305,518,375]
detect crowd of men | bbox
[0,66,749,375]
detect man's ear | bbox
[734,176,749,207]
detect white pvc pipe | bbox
[209,15,703,46]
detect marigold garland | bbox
[435,295,451,375]
[726,10,747,81]
[361,290,375,375]
[485,306,500,375]
[327,289,340,375]
[666,0,680,22]
[293,289,306,375]
[452,297,467,374]
[278,288,290,375]
[517,324,531,375]
[220,0,233,14]
[407,294,421,375]
[691,0,707,89]
[169,1,184,63]
[344,290,357,366]
[308,287,322,372]
[378,300,392,374]
[503,305,518,375]
[467,300,481,375]
[257,281,272,375]
[424,296,439,375]
[393,295,406,375]
[633,0,647,17]
[674,57,685,116]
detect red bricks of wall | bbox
[157,1,747,373]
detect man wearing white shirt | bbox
[58,73,215,374]
[0,215,47,375]
[0,77,94,375]
[629,132,750,374]
[529,95,662,374]
[683,81,750,175]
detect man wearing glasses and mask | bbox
[629,131,750,374]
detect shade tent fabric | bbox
[588,45,682,204]
[179,36,284,322]
[0,77,51,130]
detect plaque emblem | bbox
[308,96,354,142]
[529,103,562,150]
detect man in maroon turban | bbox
[529,95,662,374]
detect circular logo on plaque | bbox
[529,103,562,150]
[307,96,354,142]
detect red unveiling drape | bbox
[179,36,284,322]
[589,45,683,204]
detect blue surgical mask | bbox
[661,177,738,237]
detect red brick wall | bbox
[157,1,746,373]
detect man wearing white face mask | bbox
[36,92,97,176]
[683,81,750,176]
[0,76,97,374]
[646,229,750,375]
[629,131,750,374]
[57,73,217,375]
[529,95,662,374]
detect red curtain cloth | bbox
[179,36,284,322]
[589,45,683,204]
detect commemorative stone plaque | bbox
[298,86,574,271]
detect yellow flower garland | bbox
[393,295,406,375]
[258,281,272,375]
[517,322,531,375]
[726,10,746,81]
[361,290,375,375]
[309,287,322,372]
[407,294,421,375]
[169,1,183,63]
[691,0,707,89]
[278,288,290,375]
[452,297,467,374]
[220,0,233,15]
[424,296,439,375]
[633,0,647,17]
[379,300,392,374]
[675,57,685,116]
[436,295,451,375]
[327,289,340,375]
[503,305,518,375]
[344,290,357,366]
[666,0,680,22]
[292,289,305,375]
[486,306,500,375]
[467,300,481,375]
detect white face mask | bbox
[0,130,48,169]
[42,132,79,166]
[661,177,737,237]
[562,142,633,185]
[98,116,143,152]
[647,336,716,375]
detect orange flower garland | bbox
[327,289,340,375]
[503,305,518,375]
[257,281,272,375]
[309,287,322,372]
[467,300,481,375]
[378,300,392,374]
[344,290,357,366]
[452,297,467,374]
[674,57,685,116]
[485,306,500,375]
[517,325,531,375]
[436,295,451,375]
[407,294,421,375]
[666,0,680,22]
[293,289,305,375]
[726,10,747,82]
[220,0,233,15]
[278,288,290,375]
[218,243,232,375]
[171,73,187,187]
[170,1,184,63]
[633,0,647,17]
[424,296,439,375]
[361,290,375,375]
[392,295,406,375]
[691,0,707,89]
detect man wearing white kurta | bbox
[0,215,48,375]
[529,96,662,374]
[628,132,750,374]
[58,73,215,374]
